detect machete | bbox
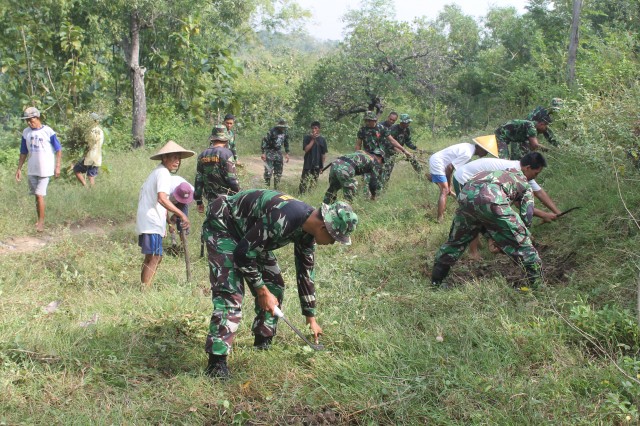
[273,306,324,351]
[556,206,581,218]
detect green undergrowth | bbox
[1,137,639,424]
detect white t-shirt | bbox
[135,165,172,235]
[454,158,541,191]
[22,125,60,177]
[429,143,476,176]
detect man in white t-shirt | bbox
[453,152,560,258]
[15,107,62,233]
[428,135,498,222]
[136,140,195,287]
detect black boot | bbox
[253,335,273,350]
[205,354,230,379]
[431,262,451,289]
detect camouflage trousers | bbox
[263,150,284,189]
[203,218,285,356]
[495,134,510,159]
[434,200,542,285]
[323,161,357,204]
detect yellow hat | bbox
[472,135,499,158]
[150,140,195,161]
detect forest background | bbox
[1,0,640,424]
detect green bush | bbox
[568,301,640,352]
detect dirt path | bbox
[0,218,121,255]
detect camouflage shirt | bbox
[387,124,417,150]
[203,189,318,316]
[334,151,383,196]
[526,107,558,146]
[459,169,534,228]
[357,124,392,154]
[226,129,237,161]
[194,145,240,204]
[495,120,538,160]
[261,127,290,153]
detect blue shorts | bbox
[73,161,99,177]
[431,174,447,183]
[138,234,163,256]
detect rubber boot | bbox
[431,262,451,289]
[253,335,273,350]
[523,265,544,291]
[205,354,230,379]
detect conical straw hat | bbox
[150,140,195,160]
[472,135,499,158]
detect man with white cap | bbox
[15,107,62,232]
[135,140,195,287]
[427,135,499,222]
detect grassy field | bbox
[1,130,639,424]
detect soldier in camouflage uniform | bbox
[194,125,240,214]
[431,153,549,291]
[380,111,398,129]
[383,113,422,185]
[526,98,563,147]
[223,114,239,163]
[355,111,410,191]
[323,149,385,204]
[494,109,551,160]
[261,119,290,189]
[201,189,358,378]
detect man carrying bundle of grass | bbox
[322,149,385,204]
[201,189,358,379]
[427,135,498,222]
[194,125,240,214]
[135,141,195,287]
[431,153,550,292]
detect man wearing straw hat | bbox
[16,106,62,233]
[427,135,499,222]
[135,140,195,287]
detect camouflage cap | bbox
[364,111,377,121]
[275,119,289,128]
[399,113,412,123]
[321,202,358,245]
[209,124,229,142]
[550,98,563,113]
[532,109,553,124]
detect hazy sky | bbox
[295,0,529,40]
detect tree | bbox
[567,0,582,86]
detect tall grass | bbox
[0,130,639,424]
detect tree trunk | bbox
[567,0,582,87]
[129,10,146,148]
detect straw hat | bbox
[472,135,499,158]
[150,140,195,161]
